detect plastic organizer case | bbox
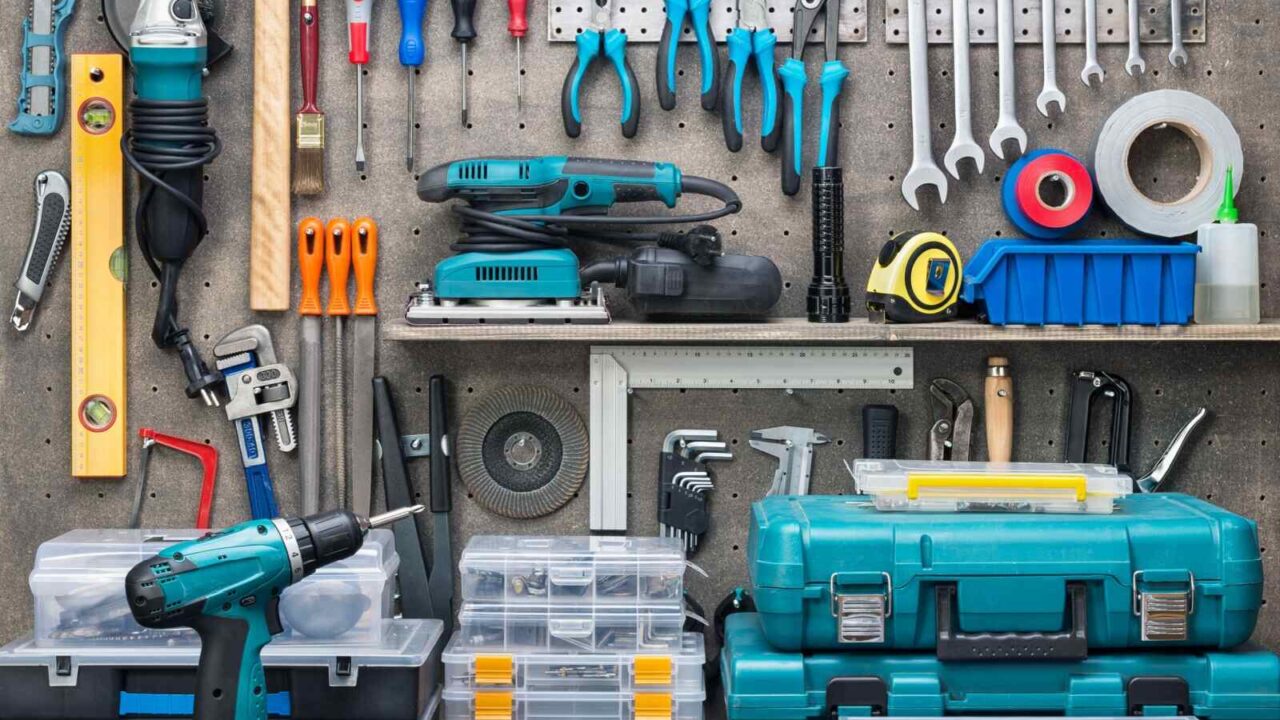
[455,602,687,653]
[0,619,444,720]
[444,630,704,694]
[442,687,706,720]
[851,459,1133,514]
[29,528,398,647]
[460,536,686,606]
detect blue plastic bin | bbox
[961,239,1199,326]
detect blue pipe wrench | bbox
[721,0,779,153]
[779,0,848,196]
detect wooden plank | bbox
[385,318,1280,343]
[249,0,292,311]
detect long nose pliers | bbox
[656,0,721,111]
[721,0,780,153]
[780,0,848,196]
[561,0,641,138]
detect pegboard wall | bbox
[0,0,1278,690]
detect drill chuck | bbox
[807,166,851,323]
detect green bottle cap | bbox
[1216,166,1239,224]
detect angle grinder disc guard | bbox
[457,386,588,519]
[103,0,233,66]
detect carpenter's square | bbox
[12,170,71,332]
[214,324,298,519]
[10,0,76,135]
[349,218,379,515]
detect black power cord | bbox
[122,97,224,404]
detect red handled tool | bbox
[346,0,373,170]
[131,428,220,530]
[508,0,528,115]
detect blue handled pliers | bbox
[779,0,848,196]
[656,0,721,111]
[721,0,779,153]
[561,0,641,138]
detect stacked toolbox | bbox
[723,490,1279,719]
[444,536,707,720]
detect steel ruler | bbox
[589,345,914,531]
[70,54,126,478]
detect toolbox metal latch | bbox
[1133,570,1195,642]
[829,572,892,644]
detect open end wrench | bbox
[902,0,948,209]
[1125,0,1146,76]
[1080,0,1103,85]
[1036,0,1065,117]
[989,0,1027,160]
[1169,0,1188,67]
[944,0,983,179]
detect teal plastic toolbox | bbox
[721,613,1280,719]
[747,494,1261,654]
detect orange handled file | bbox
[352,217,378,316]
[297,217,325,316]
[325,217,353,316]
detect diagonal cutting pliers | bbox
[779,0,848,195]
[561,0,641,138]
[721,0,780,153]
[656,0,721,111]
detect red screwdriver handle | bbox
[347,0,372,64]
[300,0,321,113]
[139,428,220,530]
[508,0,529,37]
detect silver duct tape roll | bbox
[1093,90,1243,239]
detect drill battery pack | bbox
[721,612,1280,720]
[0,619,443,720]
[748,493,1262,653]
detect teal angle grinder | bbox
[125,506,424,720]
[406,156,782,324]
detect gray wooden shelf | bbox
[385,317,1280,342]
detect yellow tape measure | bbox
[70,54,126,478]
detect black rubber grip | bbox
[697,15,721,111]
[761,72,782,154]
[720,56,745,152]
[619,54,641,138]
[861,405,898,460]
[656,19,678,111]
[780,89,800,196]
[429,375,451,513]
[818,92,842,168]
[450,0,477,41]
[190,614,260,720]
[561,57,584,138]
[935,583,1089,661]
[807,166,850,322]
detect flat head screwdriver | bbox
[451,0,478,126]
[346,0,373,171]
[508,0,528,116]
[398,0,428,171]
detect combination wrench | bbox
[989,0,1027,160]
[902,0,948,209]
[1036,0,1065,116]
[1169,0,1188,67]
[1080,0,1103,85]
[1126,0,1146,76]
[944,0,983,178]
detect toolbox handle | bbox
[906,472,1088,501]
[935,583,1088,661]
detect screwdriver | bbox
[507,0,528,115]
[451,0,477,126]
[346,0,372,171]
[398,0,427,171]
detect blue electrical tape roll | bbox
[1002,149,1094,240]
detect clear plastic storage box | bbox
[29,528,398,648]
[454,602,686,653]
[444,631,704,693]
[460,536,686,606]
[441,687,706,720]
[851,459,1134,514]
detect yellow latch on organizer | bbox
[634,655,673,686]
[70,54,126,479]
[474,655,514,686]
[634,692,673,720]
[906,473,1088,501]
[474,691,513,720]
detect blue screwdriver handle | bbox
[778,57,807,196]
[398,0,427,66]
[657,0,721,111]
[816,59,848,168]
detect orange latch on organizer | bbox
[634,655,673,686]
[474,655,514,686]
[634,692,673,720]
[474,691,513,720]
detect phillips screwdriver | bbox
[398,0,427,171]
[508,0,528,116]
[346,0,373,171]
[451,0,478,126]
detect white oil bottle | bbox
[1195,168,1260,324]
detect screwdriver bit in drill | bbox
[398,0,427,171]
[346,0,373,171]
[451,0,477,126]
[508,0,528,116]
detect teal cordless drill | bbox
[125,506,424,720]
[124,0,225,406]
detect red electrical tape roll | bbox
[1014,152,1094,230]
